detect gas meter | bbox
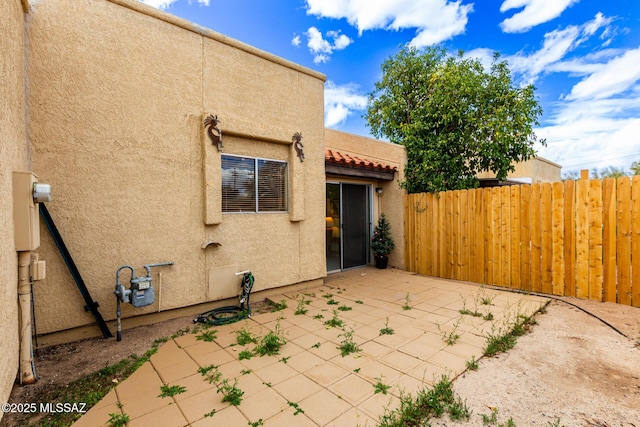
[114,262,173,341]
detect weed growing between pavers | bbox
[466,356,479,370]
[437,317,462,346]
[402,292,412,310]
[270,299,288,312]
[107,412,130,427]
[196,328,218,342]
[158,384,187,398]
[198,364,245,409]
[338,326,361,357]
[374,375,470,426]
[217,378,244,406]
[374,376,391,395]
[235,327,258,346]
[294,294,310,315]
[483,302,548,357]
[324,310,344,328]
[254,320,287,356]
[287,401,305,415]
[379,317,395,336]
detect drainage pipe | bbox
[17,251,36,384]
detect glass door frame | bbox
[326,181,373,273]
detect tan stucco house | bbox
[1,0,561,410]
[1,0,409,408]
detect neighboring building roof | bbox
[324,148,397,181]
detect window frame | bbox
[221,154,289,214]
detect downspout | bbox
[17,251,36,384]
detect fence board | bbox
[420,193,429,275]
[444,191,454,279]
[603,178,617,302]
[552,182,564,295]
[500,186,511,287]
[617,177,631,305]
[563,180,576,298]
[575,178,589,299]
[453,190,461,280]
[632,176,640,307]
[510,186,521,289]
[460,190,470,281]
[588,179,603,301]
[491,187,501,286]
[474,189,485,283]
[520,185,531,291]
[541,183,553,295]
[484,188,493,285]
[438,194,443,276]
[432,193,440,276]
[404,194,411,272]
[530,183,542,293]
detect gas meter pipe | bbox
[17,251,36,384]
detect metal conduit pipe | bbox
[17,251,36,384]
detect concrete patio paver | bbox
[75,267,549,426]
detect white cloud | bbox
[537,89,640,172]
[305,0,473,47]
[140,0,209,10]
[567,47,640,100]
[324,81,368,127]
[505,13,613,84]
[291,35,301,47]
[499,0,579,33]
[304,27,352,64]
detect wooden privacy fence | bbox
[404,177,640,307]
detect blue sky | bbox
[141,0,640,175]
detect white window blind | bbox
[222,155,288,213]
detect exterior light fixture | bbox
[375,187,383,195]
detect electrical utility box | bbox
[13,171,42,251]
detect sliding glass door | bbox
[326,183,371,272]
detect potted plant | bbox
[371,213,395,269]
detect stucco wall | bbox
[0,0,29,413]
[324,129,407,270]
[27,0,326,336]
[477,156,562,183]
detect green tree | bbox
[366,46,545,193]
[630,160,640,175]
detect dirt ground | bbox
[3,297,640,427]
[443,298,640,427]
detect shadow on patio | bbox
[73,267,548,427]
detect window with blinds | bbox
[222,155,288,213]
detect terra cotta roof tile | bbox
[324,149,397,172]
